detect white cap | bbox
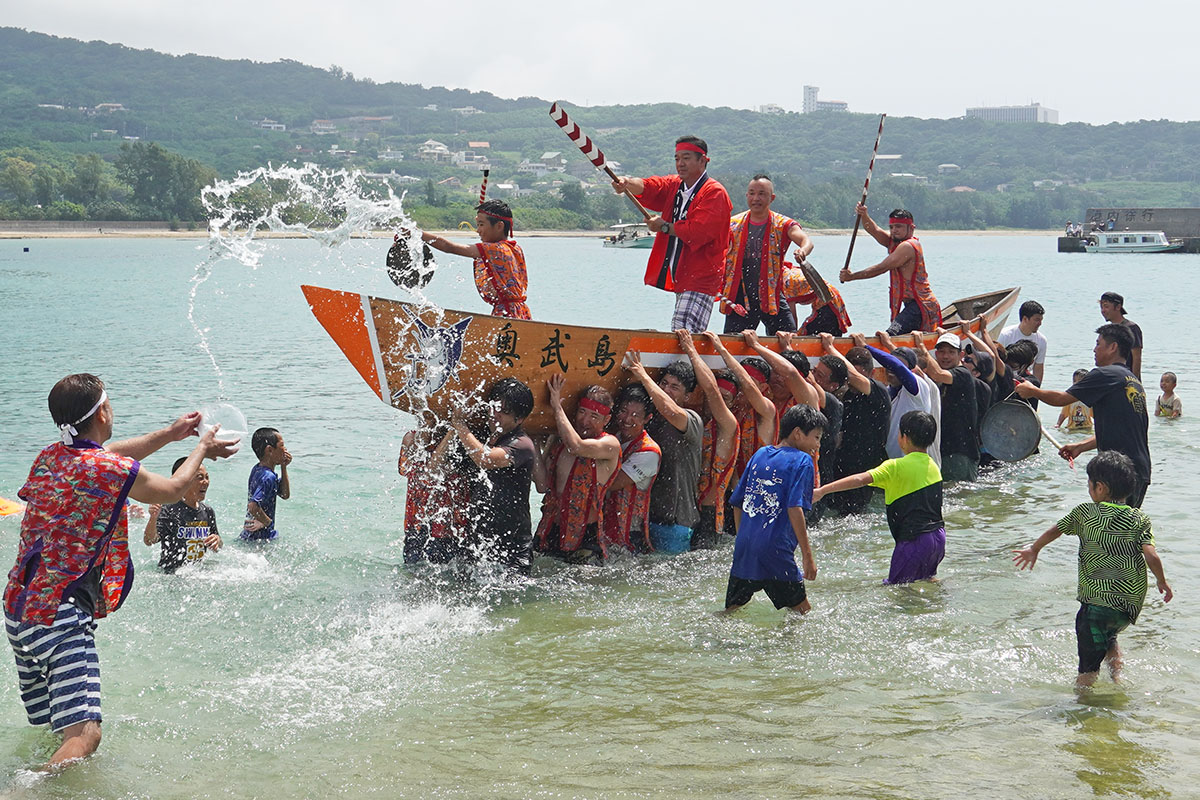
[935,332,962,350]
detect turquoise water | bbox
[0,233,1197,798]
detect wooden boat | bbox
[302,285,1019,435]
[1083,231,1183,253]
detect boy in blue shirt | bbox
[725,404,826,613]
[243,427,291,540]
[814,410,945,584]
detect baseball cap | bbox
[935,332,962,350]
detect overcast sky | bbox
[5,0,1197,124]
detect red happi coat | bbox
[888,237,941,332]
[5,442,138,626]
[474,240,532,320]
[536,441,617,556]
[601,430,660,553]
[721,211,799,316]
[634,175,732,296]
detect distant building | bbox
[378,149,405,161]
[758,104,785,115]
[965,103,1059,124]
[311,119,338,135]
[802,86,849,113]
[467,141,490,149]
[423,104,439,111]
[37,103,65,110]
[254,118,286,131]
[417,140,452,162]
[937,163,961,174]
[948,186,977,192]
[452,150,491,169]
[539,152,566,172]
[437,176,463,188]
[94,103,127,113]
[452,106,483,116]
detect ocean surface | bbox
[0,232,1197,799]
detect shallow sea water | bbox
[0,233,1197,798]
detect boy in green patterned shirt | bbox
[1014,451,1173,687]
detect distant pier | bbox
[1059,207,1200,253]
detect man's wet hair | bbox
[818,354,849,388]
[845,346,874,374]
[889,209,914,223]
[675,135,708,155]
[899,410,937,449]
[1019,300,1045,319]
[662,359,697,393]
[487,377,534,420]
[48,373,106,434]
[971,351,995,379]
[615,384,654,418]
[477,199,513,236]
[780,404,827,440]
[780,350,811,377]
[1004,340,1039,371]
[750,172,772,184]
[172,456,189,474]
[581,384,614,412]
[1086,450,1136,502]
[1096,323,1134,365]
[715,368,739,392]
[742,357,772,384]
[252,427,281,459]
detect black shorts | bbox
[725,575,807,610]
[539,522,603,565]
[1075,603,1131,673]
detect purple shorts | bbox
[885,527,946,585]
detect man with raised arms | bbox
[676,330,740,550]
[703,331,778,485]
[600,385,661,555]
[840,206,941,335]
[534,376,622,564]
[611,136,732,333]
[720,174,814,335]
[819,335,892,514]
[419,199,532,320]
[623,351,704,553]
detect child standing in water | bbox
[243,427,291,540]
[814,410,945,585]
[1156,372,1182,418]
[144,458,223,571]
[1056,369,1095,430]
[1013,451,1172,687]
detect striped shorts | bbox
[671,291,715,334]
[6,602,101,732]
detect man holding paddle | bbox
[611,136,732,333]
[841,206,941,335]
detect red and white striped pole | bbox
[549,102,651,219]
[478,169,489,205]
[842,113,887,272]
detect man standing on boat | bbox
[840,206,941,335]
[719,174,813,335]
[611,136,732,333]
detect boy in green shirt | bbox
[1014,451,1173,687]
[814,410,945,584]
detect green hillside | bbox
[2,27,1199,229]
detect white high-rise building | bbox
[965,103,1059,123]
[802,85,820,113]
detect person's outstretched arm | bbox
[421,231,478,259]
[109,412,204,460]
[1143,544,1173,602]
[1013,524,1063,570]
[812,471,872,502]
[866,345,919,396]
[819,333,872,395]
[703,331,776,425]
[624,348,690,433]
[743,330,820,408]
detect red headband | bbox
[675,142,708,157]
[482,210,513,223]
[889,217,914,227]
[716,377,737,396]
[743,364,767,385]
[578,397,610,416]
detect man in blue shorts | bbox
[724,404,826,613]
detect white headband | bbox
[60,390,108,445]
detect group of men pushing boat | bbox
[425,133,939,339]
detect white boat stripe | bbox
[362,294,390,402]
[635,352,817,370]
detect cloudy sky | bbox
[5,0,1196,124]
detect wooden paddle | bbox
[0,496,25,516]
[796,256,833,305]
[549,102,652,220]
[842,114,887,274]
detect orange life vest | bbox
[535,441,616,555]
[887,237,941,332]
[601,430,660,552]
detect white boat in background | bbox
[601,222,654,249]
[1084,231,1183,253]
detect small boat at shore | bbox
[601,222,654,249]
[1084,231,1183,253]
[303,285,1019,435]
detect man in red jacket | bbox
[612,136,732,332]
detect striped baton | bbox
[549,102,651,219]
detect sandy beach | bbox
[0,221,1058,239]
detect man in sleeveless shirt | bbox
[840,206,941,335]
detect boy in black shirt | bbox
[144,457,222,572]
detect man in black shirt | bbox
[1016,324,1150,506]
[820,337,890,513]
[917,333,979,481]
[1100,291,1143,380]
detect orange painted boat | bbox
[302,285,1019,435]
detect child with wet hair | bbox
[1013,451,1172,688]
[1156,372,1182,418]
[243,427,292,541]
[1057,369,1094,430]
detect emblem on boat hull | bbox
[392,314,472,400]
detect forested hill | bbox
[3,26,1200,229]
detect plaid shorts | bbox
[671,291,715,333]
[6,602,101,732]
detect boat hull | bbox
[601,239,654,249]
[302,285,1020,435]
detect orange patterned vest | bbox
[698,417,737,532]
[536,441,616,555]
[721,211,798,316]
[780,266,852,334]
[887,237,941,332]
[474,240,532,320]
[601,430,661,553]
